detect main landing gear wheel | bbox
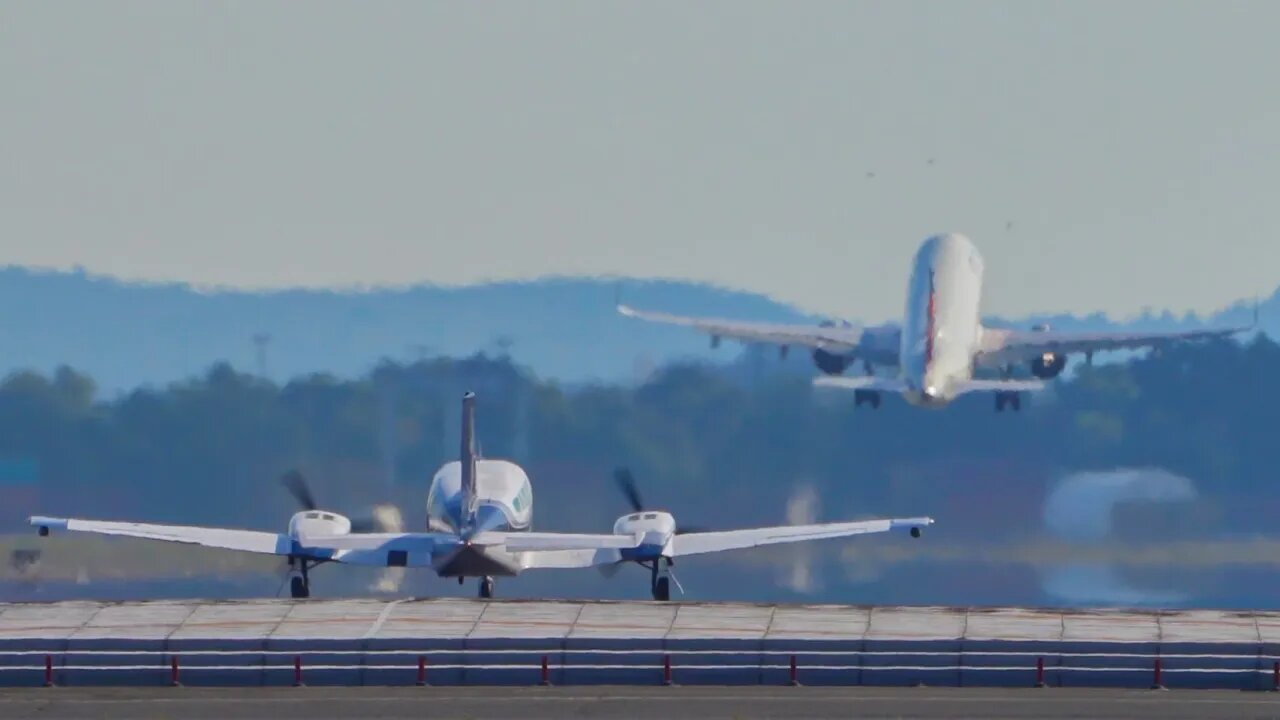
[649,558,673,601]
[652,576,670,602]
[854,390,881,409]
[289,560,311,599]
[994,391,1022,413]
[479,576,495,599]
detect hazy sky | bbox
[2,1,1278,322]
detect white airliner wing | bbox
[617,304,864,353]
[670,517,932,557]
[29,516,291,555]
[980,317,1255,366]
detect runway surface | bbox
[2,686,1279,719]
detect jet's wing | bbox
[30,516,291,555]
[670,517,933,557]
[979,316,1255,366]
[617,304,864,353]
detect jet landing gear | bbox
[854,390,881,409]
[479,576,495,599]
[994,391,1022,413]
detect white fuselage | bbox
[898,233,985,406]
[425,458,533,576]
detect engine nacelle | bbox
[1030,351,1067,379]
[613,511,676,558]
[812,348,851,375]
[811,320,854,375]
[288,510,352,539]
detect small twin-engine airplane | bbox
[620,233,1255,411]
[30,392,933,600]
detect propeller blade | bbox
[674,524,709,535]
[351,504,404,535]
[597,561,625,579]
[613,467,644,513]
[349,517,378,533]
[280,470,318,511]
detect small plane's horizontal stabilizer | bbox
[952,378,1046,394]
[812,376,906,393]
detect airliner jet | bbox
[29,393,932,601]
[619,233,1254,411]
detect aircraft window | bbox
[322,513,335,521]
[306,512,321,519]
[628,513,642,521]
[643,513,657,520]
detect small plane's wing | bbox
[670,517,933,557]
[519,547,626,570]
[296,530,640,554]
[30,516,291,555]
[617,304,864,353]
[495,532,642,552]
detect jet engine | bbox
[812,348,851,375]
[812,320,854,375]
[1028,323,1066,379]
[1030,351,1066,379]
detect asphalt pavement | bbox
[3,686,1280,720]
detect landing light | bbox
[925,385,937,396]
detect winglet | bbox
[460,392,478,533]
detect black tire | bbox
[290,576,309,599]
[653,577,671,602]
[870,392,881,409]
[480,578,494,599]
[994,394,1005,412]
[1010,393,1022,412]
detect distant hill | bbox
[0,266,1273,393]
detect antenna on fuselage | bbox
[460,391,479,533]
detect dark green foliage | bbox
[3,336,1277,547]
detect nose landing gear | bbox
[288,558,312,599]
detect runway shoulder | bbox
[1,686,1278,720]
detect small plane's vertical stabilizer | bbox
[460,392,478,533]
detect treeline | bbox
[3,335,1278,545]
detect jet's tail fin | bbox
[460,392,479,533]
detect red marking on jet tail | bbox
[924,271,937,366]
